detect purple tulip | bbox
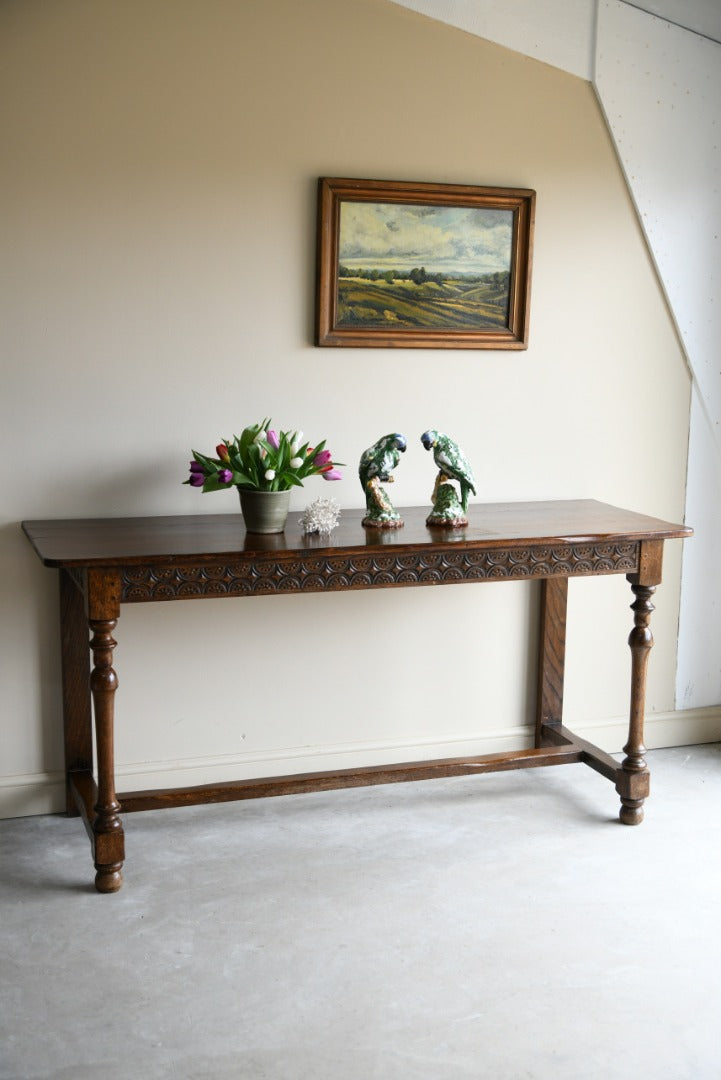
[218,469,232,484]
[190,460,204,473]
[321,467,342,481]
[267,429,280,450]
[313,449,333,467]
[189,472,205,487]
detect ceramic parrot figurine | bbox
[359,433,407,528]
[421,429,476,527]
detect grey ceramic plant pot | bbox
[238,488,291,533]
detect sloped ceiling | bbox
[629,1,721,43]
[388,0,721,80]
[387,0,595,78]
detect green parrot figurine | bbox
[359,433,407,528]
[421,429,476,526]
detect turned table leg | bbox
[617,545,662,825]
[86,569,124,893]
[90,616,124,891]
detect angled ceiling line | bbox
[619,0,721,45]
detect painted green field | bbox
[337,277,509,329]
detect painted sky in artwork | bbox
[339,201,514,276]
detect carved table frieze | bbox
[120,541,641,601]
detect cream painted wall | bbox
[0,0,691,816]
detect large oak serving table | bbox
[22,500,691,893]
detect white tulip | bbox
[264,469,276,481]
[290,457,303,469]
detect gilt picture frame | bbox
[315,177,535,350]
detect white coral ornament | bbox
[300,497,341,535]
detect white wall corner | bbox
[593,0,721,713]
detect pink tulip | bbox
[267,429,280,450]
[321,468,342,481]
[313,449,333,467]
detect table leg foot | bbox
[616,764,650,824]
[95,865,123,893]
[92,810,125,892]
[619,799,644,826]
[616,760,650,825]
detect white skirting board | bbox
[3,706,720,820]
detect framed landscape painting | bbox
[315,177,535,350]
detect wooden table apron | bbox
[22,502,692,893]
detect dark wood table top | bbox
[23,500,691,569]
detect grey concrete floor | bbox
[1,744,721,1080]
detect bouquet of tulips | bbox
[185,419,343,493]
